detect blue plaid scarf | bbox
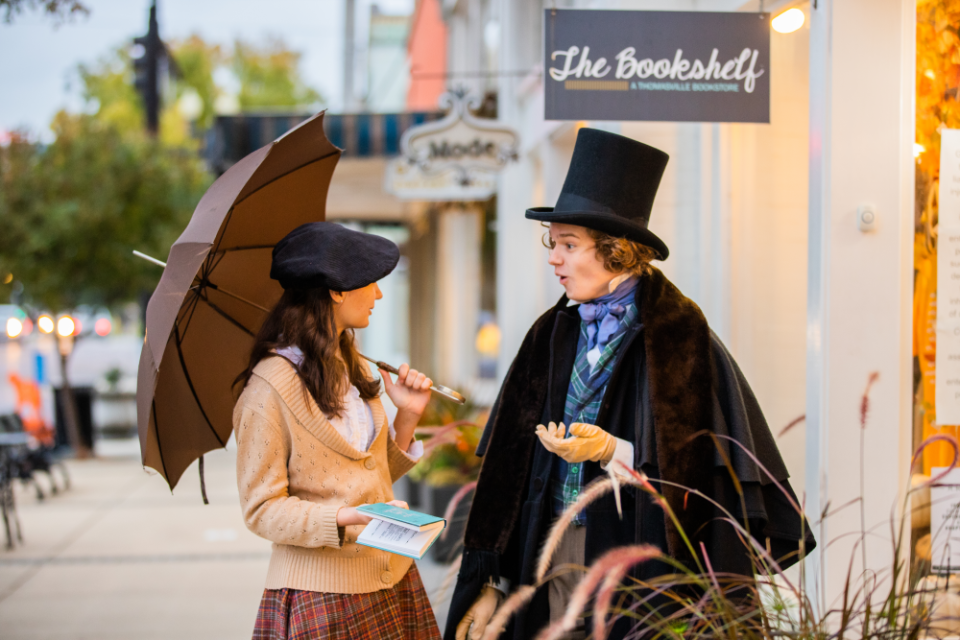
[552,279,639,523]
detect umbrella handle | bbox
[359,354,466,405]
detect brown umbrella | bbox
[137,112,339,495]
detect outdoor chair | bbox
[0,414,70,501]
[0,415,24,550]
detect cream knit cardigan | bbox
[235,356,419,594]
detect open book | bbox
[356,504,446,560]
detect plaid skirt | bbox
[252,564,441,640]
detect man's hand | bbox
[456,584,503,640]
[535,421,617,464]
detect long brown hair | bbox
[236,287,381,417]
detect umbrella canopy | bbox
[137,112,340,490]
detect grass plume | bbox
[481,585,537,640]
[450,375,960,640]
[535,477,616,583]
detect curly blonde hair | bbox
[542,225,658,276]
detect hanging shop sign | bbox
[937,129,960,424]
[544,10,771,123]
[385,91,519,201]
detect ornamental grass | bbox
[451,373,960,639]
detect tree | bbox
[0,0,88,23]
[170,36,224,130]
[0,116,210,456]
[77,48,144,136]
[0,115,209,311]
[0,32,320,454]
[78,45,199,148]
[232,37,323,110]
[0,44,211,455]
[165,35,325,127]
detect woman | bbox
[235,221,442,640]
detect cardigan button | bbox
[364,458,376,470]
[532,477,544,492]
[380,571,394,584]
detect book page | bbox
[357,519,441,558]
[365,520,420,545]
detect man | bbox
[446,129,813,640]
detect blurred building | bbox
[206,0,503,405]
[367,8,411,112]
[438,0,918,610]
[406,0,447,110]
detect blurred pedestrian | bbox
[234,222,441,640]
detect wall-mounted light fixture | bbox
[772,8,805,34]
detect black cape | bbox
[444,268,814,640]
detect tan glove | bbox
[456,584,503,640]
[535,421,617,464]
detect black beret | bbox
[270,222,400,291]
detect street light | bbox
[57,316,76,337]
[6,317,22,339]
[38,315,55,334]
[57,315,77,358]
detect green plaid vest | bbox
[552,302,638,525]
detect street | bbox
[0,439,455,639]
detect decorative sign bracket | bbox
[385,89,520,201]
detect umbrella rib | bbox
[231,150,340,209]
[212,244,275,254]
[152,400,171,483]
[206,249,228,276]
[174,324,227,448]
[176,290,204,345]
[202,149,339,283]
[205,282,271,313]
[209,205,237,264]
[197,292,257,337]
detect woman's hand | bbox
[336,500,409,527]
[380,364,433,417]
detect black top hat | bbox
[525,128,670,260]
[271,222,400,291]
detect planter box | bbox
[92,391,137,438]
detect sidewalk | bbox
[0,439,457,639]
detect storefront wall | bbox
[483,0,916,606]
[805,0,915,605]
[494,0,812,483]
